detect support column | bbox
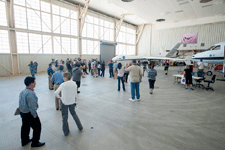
[78,5,82,58]
[6,0,19,75]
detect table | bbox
[172,74,184,85]
[173,75,204,86]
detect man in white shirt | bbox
[55,72,83,136]
[198,59,205,77]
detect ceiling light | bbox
[121,0,134,2]
[156,19,165,22]
[200,0,212,3]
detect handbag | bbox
[14,107,20,116]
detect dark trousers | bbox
[109,69,113,78]
[98,68,101,76]
[101,69,105,77]
[20,112,41,144]
[88,66,91,73]
[148,79,156,89]
[83,68,88,74]
[124,73,129,83]
[61,102,83,136]
[143,67,146,76]
[118,77,125,91]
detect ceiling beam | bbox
[115,14,125,39]
[136,24,145,45]
[79,0,90,35]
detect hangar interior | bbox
[0,0,225,149]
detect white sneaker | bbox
[129,98,135,102]
[136,98,140,102]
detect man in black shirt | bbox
[184,65,194,90]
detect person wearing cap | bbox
[72,64,83,93]
[19,76,45,147]
[125,60,142,102]
[51,65,64,110]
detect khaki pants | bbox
[48,76,52,89]
[113,68,117,79]
[54,84,61,109]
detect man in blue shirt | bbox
[47,63,54,90]
[108,60,114,78]
[113,62,118,79]
[28,61,35,78]
[19,76,45,147]
[51,65,64,110]
[34,60,38,74]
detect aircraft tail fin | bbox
[165,43,182,57]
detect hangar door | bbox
[100,41,117,64]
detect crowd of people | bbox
[20,57,163,148]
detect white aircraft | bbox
[191,42,225,64]
[191,42,225,79]
[112,43,192,64]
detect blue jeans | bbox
[30,70,35,78]
[130,82,140,99]
[118,76,125,91]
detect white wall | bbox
[137,24,152,56]
[137,22,225,56]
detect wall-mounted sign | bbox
[181,33,198,44]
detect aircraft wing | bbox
[143,56,185,61]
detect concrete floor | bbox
[0,66,225,150]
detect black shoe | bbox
[31,142,45,147]
[77,91,80,93]
[56,108,59,110]
[22,139,32,146]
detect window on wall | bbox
[0,1,7,26]
[16,32,29,53]
[82,39,99,54]
[14,5,27,29]
[71,38,78,54]
[42,35,52,54]
[27,9,41,31]
[53,36,78,54]
[117,25,136,44]
[82,15,114,41]
[61,37,70,54]
[53,36,61,54]
[0,30,10,53]
[29,33,42,54]
[116,44,135,56]
[13,1,78,55]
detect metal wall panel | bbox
[151,22,225,55]
[137,24,152,56]
[138,22,225,56]
[0,54,12,76]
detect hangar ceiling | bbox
[64,0,225,27]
